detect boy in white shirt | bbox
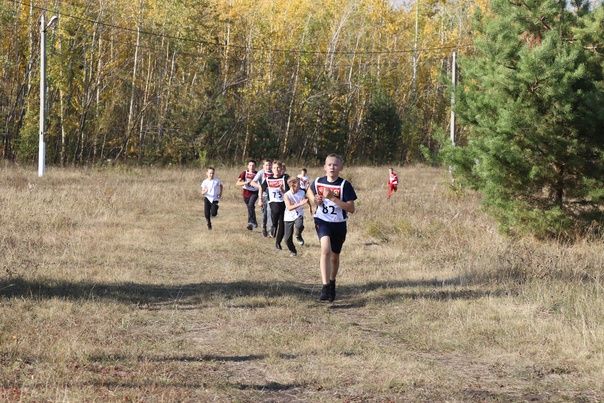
[283,177,312,256]
[200,167,223,230]
[297,168,310,191]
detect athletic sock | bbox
[329,279,336,302]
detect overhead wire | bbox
[4,0,471,56]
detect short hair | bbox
[287,177,299,185]
[273,160,283,169]
[325,154,343,164]
[207,167,215,171]
[263,159,273,164]
[300,168,307,174]
[248,159,257,165]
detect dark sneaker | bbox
[319,285,330,301]
[275,244,282,250]
[296,236,305,246]
[247,223,253,231]
[329,279,336,302]
[207,222,212,230]
[262,229,268,237]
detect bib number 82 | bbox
[322,205,336,215]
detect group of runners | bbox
[201,154,398,302]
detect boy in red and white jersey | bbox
[251,159,273,237]
[235,159,258,230]
[387,167,399,199]
[259,161,289,250]
[308,154,357,302]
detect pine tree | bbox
[445,0,604,238]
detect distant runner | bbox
[200,167,223,230]
[236,159,259,230]
[387,167,399,199]
[251,159,274,237]
[297,168,310,192]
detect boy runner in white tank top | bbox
[283,177,312,256]
[308,154,357,302]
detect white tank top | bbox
[267,177,285,203]
[284,190,306,222]
[313,178,347,222]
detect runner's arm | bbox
[326,194,355,214]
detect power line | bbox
[5,0,471,56]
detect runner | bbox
[297,168,310,191]
[235,159,259,230]
[260,160,289,250]
[387,167,399,199]
[200,167,223,230]
[283,177,312,256]
[251,159,273,237]
[308,154,357,302]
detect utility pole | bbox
[450,50,456,147]
[38,13,58,177]
[412,0,419,96]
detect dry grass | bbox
[1,164,603,401]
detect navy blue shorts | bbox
[314,218,347,254]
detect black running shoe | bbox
[275,244,282,250]
[207,222,212,230]
[296,236,305,246]
[320,285,330,301]
[262,229,268,237]
[329,279,336,302]
[247,223,253,230]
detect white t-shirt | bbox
[201,178,222,203]
[297,174,310,190]
[284,189,306,222]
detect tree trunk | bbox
[138,52,153,161]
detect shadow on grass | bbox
[0,277,513,307]
[233,381,302,391]
[87,353,269,363]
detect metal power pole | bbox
[38,14,46,177]
[450,50,456,147]
[38,13,58,177]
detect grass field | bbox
[1,164,603,401]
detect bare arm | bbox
[284,193,308,211]
[307,186,324,209]
[284,193,295,211]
